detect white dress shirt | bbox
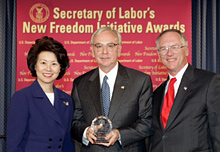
[45,93,54,106]
[99,62,118,100]
[165,63,188,97]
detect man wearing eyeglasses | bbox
[150,29,220,152]
[71,27,153,152]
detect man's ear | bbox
[91,46,95,58]
[117,45,122,57]
[157,51,162,62]
[185,46,189,57]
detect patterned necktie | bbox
[101,75,110,117]
[161,77,177,129]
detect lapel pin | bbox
[63,101,69,106]
[121,86,125,89]
[184,86,187,90]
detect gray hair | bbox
[156,29,188,50]
[91,27,122,45]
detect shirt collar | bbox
[99,62,118,85]
[169,63,188,81]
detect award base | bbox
[95,137,109,143]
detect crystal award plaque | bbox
[91,116,112,143]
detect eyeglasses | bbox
[92,43,119,52]
[158,45,186,56]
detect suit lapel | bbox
[54,87,69,126]
[165,65,194,130]
[108,64,129,120]
[88,68,103,116]
[30,80,63,125]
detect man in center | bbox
[71,27,153,152]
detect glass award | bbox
[91,116,112,143]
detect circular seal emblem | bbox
[29,3,50,23]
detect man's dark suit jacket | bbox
[151,64,220,152]
[71,63,154,152]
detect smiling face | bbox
[91,30,121,73]
[36,51,60,89]
[158,31,189,76]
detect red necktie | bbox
[161,78,177,129]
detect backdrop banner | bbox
[17,0,191,93]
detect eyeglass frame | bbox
[92,43,120,52]
[158,45,186,56]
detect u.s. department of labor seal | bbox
[29,3,50,23]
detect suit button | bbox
[49,138,52,141]
[58,145,61,148]
[59,138,62,141]
[48,146,51,148]
[162,135,166,139]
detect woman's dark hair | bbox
[27,36,70,80]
